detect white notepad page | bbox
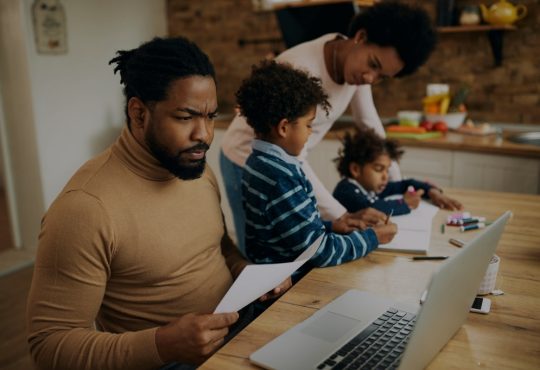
[379,200,439,253]
[214,235,324,313]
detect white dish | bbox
[425,112,467,130]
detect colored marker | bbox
[449,238,465,248]
[412,256,449,261]
[458,217,486,225]
[447,216,485,226]
[447,212,471,223]
[460,223,486,232]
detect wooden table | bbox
[200,189,540,369]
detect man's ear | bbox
[127,97,148,130]
[353,29,368,45]
[275,118,290,139]
[349,162,362,178]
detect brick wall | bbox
[168,0,540,125]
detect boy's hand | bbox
[259,277,292,302]
[155,312,239,365]
[332,213,367,233]
[349,208,386,226]
[372,223,398,244]
[403,189,424,209]
[428,188,463,210]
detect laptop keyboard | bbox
[316,308,416,370]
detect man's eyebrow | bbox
[176,107,219,116]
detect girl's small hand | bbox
[403,189,424,209]
[429,189,463,210]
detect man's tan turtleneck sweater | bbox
[26,128,246,370]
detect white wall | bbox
[22,0,167,206]
[0,0,166,249]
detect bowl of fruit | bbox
[424,112,467,130]
[422,85,469,130]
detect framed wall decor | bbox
[32,0,67,54]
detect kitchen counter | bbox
[327,125,540,159]
[213,118,539,194]
[215,119,540,159]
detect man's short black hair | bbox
[335,127,404,178]
[348,1,437,77]
[109,37,215,127]
[236,60,331,135]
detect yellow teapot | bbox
[480,0,527,25]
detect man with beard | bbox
[26,37,288,370]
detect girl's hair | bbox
[335,127,404,177]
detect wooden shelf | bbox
[437,24,517,67]
[437,24,516,33]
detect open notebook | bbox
[378,201,439,254]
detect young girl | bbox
[333,128,463,215]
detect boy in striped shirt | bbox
[237,60,397,282]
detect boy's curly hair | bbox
[236,60,331,135]
[335,127,404,177]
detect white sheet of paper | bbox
[379,201,439,253]
[214,235,324,313]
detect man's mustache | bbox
[179,143,210,155]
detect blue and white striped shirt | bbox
[243,140,378,269]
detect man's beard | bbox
[145,129,209,180]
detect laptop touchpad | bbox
[300,311,360,342]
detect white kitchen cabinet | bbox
[401,146,540,194]
[452,152,540,194]
[308,141,540,195]
[399,147,453,187]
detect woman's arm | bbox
[350,86,402,180]
[301,160,347,221]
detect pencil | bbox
[385,209,394,225]
[412,256,449,261]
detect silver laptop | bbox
[250,211,511,370]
